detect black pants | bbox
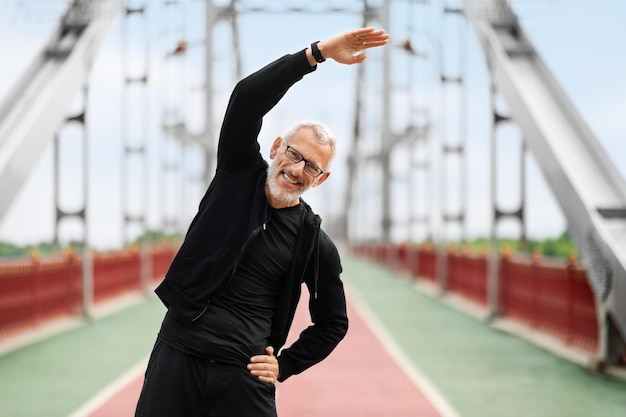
[135,341,277,417]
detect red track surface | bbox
[89,292,441,416]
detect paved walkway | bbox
[342,257,626,417]
[83,289,444,417]
[1,255,625,416]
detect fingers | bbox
[354,54,367,64]
[248,346,279,384]
[345,28,388,62]
[320,27,388,65]
[352,27,389,47]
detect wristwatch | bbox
[310,41,325,63]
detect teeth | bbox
[283,173,299,185]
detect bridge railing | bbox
[500,253,598,354]
[2,242,620,365]
[0,244,176,342]
[350,243,606,358]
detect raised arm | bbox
[217,27,388,174]
[305,27,389,67]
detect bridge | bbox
[1,1,625,415]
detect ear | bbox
[269,136,282,159]
[312,171,331,188]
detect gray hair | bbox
[284,121,337,168]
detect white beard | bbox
[266,160,308,205]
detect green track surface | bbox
[0,297,165,417]
[1,255,625,417]
[342,256,626,417]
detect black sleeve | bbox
[276,234,349,381]
[215,49,316,174]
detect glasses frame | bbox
[281,140,326,177]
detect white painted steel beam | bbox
[466,0,626,359]
[0,0,119,224]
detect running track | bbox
[85,289,445,417]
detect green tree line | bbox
[0,230,182,258]
[464,231,577,259]
[2,231,576,259]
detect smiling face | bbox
[266,126,333,208]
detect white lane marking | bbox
[67,357,148,417]
[345,282,463,417]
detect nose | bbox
[289,160,306,176]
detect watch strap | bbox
[311,41,325,63]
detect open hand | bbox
[248,346,280,384]
[319,27,389,65]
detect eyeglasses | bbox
[282,140,325,177]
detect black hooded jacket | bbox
[154,48,348,381]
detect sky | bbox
[0,0,625,250]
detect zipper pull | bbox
[263,222,267,231]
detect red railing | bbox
[0,245,176,342]
[350,243,604,356]
[500,254,598,353]
[417,246,437,283]
[448,250,488,306]
[2,242,617,362]
[93,250,141,303]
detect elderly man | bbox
[135,27,388,417]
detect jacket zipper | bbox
[229,204,270,283]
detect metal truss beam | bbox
[0,0,119,224]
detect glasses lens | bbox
[285,147,301,163]
[304,164,322,177]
